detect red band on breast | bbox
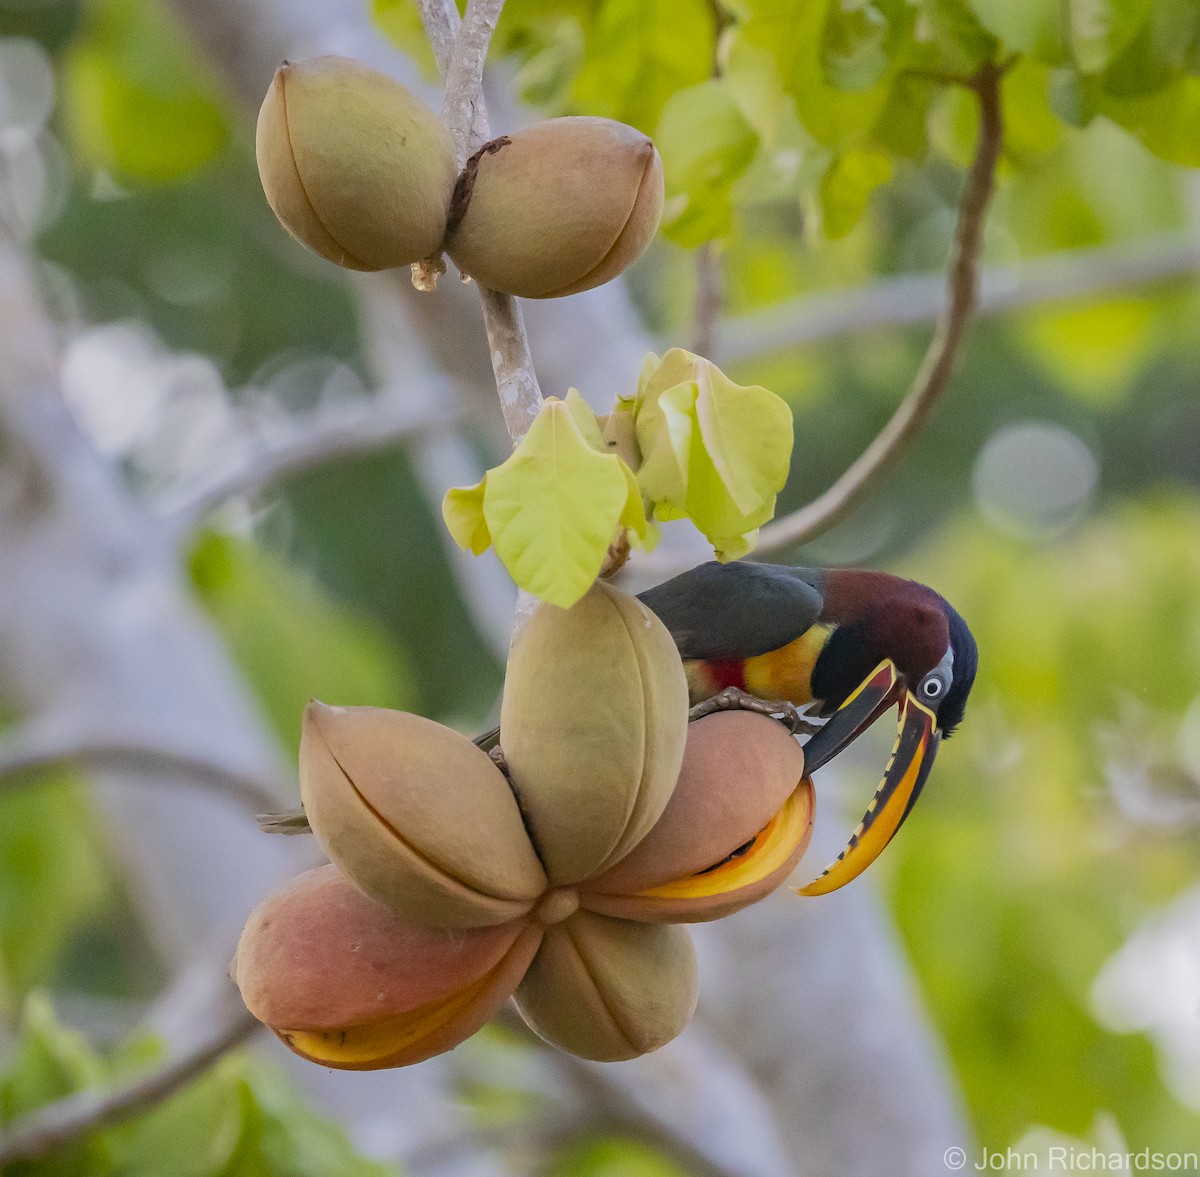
[704,659,747,692]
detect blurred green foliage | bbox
[0,995,398,1177]
[0,777,111,1011]
[546,1138,690,1177]
[189,533,416,759]
[61,0,229,184]
[0,0,80,52]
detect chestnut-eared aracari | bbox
[637,561,977,896]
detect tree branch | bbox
[438,0,497,161]
[0,1008,261,1166]
[711,232,1200,363]
[692,243,723,358]
[159,395,461,539]
[417,0,544,445]
[0,727,291,815]
[753,62,1005,555]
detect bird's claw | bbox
[688,687,819,736]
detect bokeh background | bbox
[1,0,1200,1174]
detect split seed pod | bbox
[514,910,698,1062]
[300,703,547,928]
[256,56,457,271]
[444,117,664,298]
[234,865,542,1070]
[500,581,689,884]
[582,713,815,923]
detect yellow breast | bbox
[743,625,833,705]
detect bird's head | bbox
[798,571,978,895]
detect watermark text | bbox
[944,1147,1200,1172]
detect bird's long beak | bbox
[796,660,941,896]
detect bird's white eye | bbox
[919,647,953,703]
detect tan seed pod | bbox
[301,702,547,928]
[234,865,542,1070]
[513,909,697,1061]
[256,56,457,271]
[500,581,689,885]
[443,117,664,298]
[582,712,815,923]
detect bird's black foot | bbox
[688,687,819,736]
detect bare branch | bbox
[753,62,1005,555]
[712,232,1200,363]
[416,0,463,86]
[0,1008,260,1166]
[692,243,723,358]
[159,397,461,538]
[417,0,544,444]
[438,0,498,163]
[0,727,291,814]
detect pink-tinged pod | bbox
[581,713,814,923]
[234,865,543,1070]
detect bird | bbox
[637,560,978,896]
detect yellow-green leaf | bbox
[629,349,794,560]
[571,0,714,133]
[564,387,606,450]
[721,27,790,145]
[442,479,491,555]
[601,403,639,469]
[819,149,894,238]
[61,0,230,185]
[694,359,794,515]
[483,399,632,607]
[618,459,656,550]
[657,79,758,247]
[636,378,697,512]
[683,421,775,553]
[713,531,759,561]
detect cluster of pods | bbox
[234,582,817,1067]
[256,56,664,297]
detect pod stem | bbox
[753,59,1008,554]
[417,0,544,452]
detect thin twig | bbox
[692,243,723,358]
[438,1,498,164]
[753,61,1005,555]
[417,0,544,444]
[0,730,291,814]
[0,1009,260,1166]
[160,399,461,538]
[710,232,1200,364]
